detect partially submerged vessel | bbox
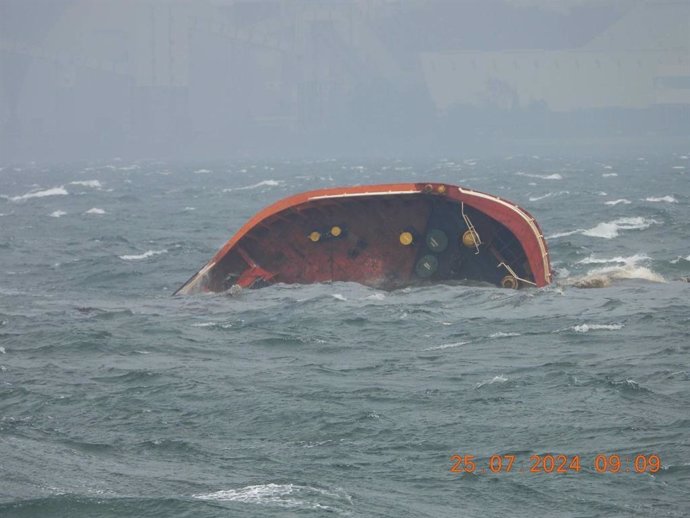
[175,182,552,294]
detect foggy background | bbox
[1,0,688,161]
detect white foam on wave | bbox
[223,180,282,192]
[85,208,106,215]
[577,253,649,265]
[9,186,68,201]
[670,255,690,264]
[602,172,618,177]
[516,172,563,180]
[193,483,349,511]
[474,375,508,389]
[645,195,677,203]
[193,169,212,174]
[0,346,5,354]
[423,341,469,351]
[528,191,569,202]
[50,210,67,218]
[571,323,623,333]
[331,293,347,301]
[119,249,167,261]
[547,229,584,239]
[70,180,102,188]
[489,332,520,338]
[604,199,631,206]
[365,292,386,301]
[582,217,658,239]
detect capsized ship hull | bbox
[175,183,552,294]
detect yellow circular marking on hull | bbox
[399,231,414,246]
[462,229,478,248]
[330,226,342,237]
[309,231,321,242]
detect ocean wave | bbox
[570,323,624,333]
[50,210,67,218]
[193,168,212,174]
[9,186,68,201]
[423,341,469,351]
[547,229,583,239]
[670,255,690,264]
[70,180,102,188]
[604,199,631,206]
[577,253,649,265]
[474,375,508,389]
[582,217,658,239]
[119,249,167,261]
[528,191,569,202]
[602,173,618,177]
[223,180,282,192]
[645,195,678,203]
[489,332,520,338]
[565,262,664,288]
[193,483,351,511]
[516,172,563,180]
[84,208,106,215]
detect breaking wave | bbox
[582,217,658,239]
[474,375,508,389]
[516,172,563,180]
[223,180,282,192]
[50,210,67,218]
[9,186,69,201]
[193,483,351,511]
[70,180,102,188]
[119,249,167,261]
[563,254,664,288]
[423,341,469,351]
[85,208,106,215]
[528,191,569,202]
[645,195,678,203]
[570,323,624,333]
[604,199,631,206]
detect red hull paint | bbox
[175,183,552,294]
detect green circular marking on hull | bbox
[415,254,439,278]
[426,229,448,253]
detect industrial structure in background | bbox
[1,0,688,160]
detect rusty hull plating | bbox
[174,183,552,294]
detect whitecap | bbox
[515,172,562,180]
[602,173,618,177]
[547,229,584,239]
[571,323,623,333]
[223,180,282,192]
[645,195,678,203]
[10,186,68,201]
[670,255,690,264]
[604,199,631,206]
[331,293,347,301]
[565,263,664,288]
[183,207,196,211]
[50,210,67,218]
[474,375,508,389]
[193,169,212,174]
[528,191,569,202]
[84,208,105,215]
[365,293,385,300]
[193,483,350,510]
[672,165,685,169]
[70,180,102,188]
[119,249,167,261]
[0,346,5,354]
[577,253,649,265]
[582,217,658,239]
[489,332,520,338]
[423,341,469,351]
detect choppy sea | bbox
[1,155,689,517]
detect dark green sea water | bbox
[1,156,689,517]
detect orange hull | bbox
[175,183,552,294]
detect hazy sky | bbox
[1,0,688,160]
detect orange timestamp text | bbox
[449,453,661,474]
